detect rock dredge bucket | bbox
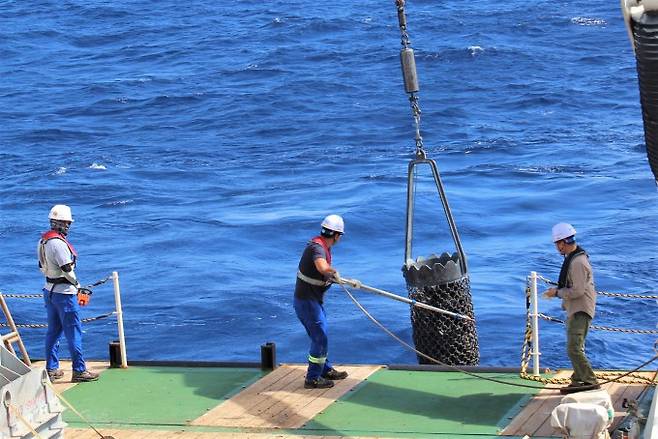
[622,0,658,182]
[402,157,479,365]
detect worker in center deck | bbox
[294,214,349,389]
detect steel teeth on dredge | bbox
[403,252,463,287]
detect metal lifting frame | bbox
[404,157,468,274]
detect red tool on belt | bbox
[77,287,93,306]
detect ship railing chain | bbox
[0,312,116,329]
[0,274,116,328]
[537,313,658,335]
[536,274,658,300]
[520,281,656,385]
[0,293,42,299]
[0,275,113,300]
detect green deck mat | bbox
[62,366,264,427]
[301,369,538,438]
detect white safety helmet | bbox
[321,214,344,234]
[49,204,74,222]
[552,222,576,243]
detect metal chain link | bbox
[0,275,113,300]
[395,0,426,159]
[537,313,658,334]
[0,312,115,329]
[597,290,658,300]
[520,280,656,385]
[0,293,42,299]
[537,274,658,300]
[395,0,411,48]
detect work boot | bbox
[72,370,99,382]
[304,376,334,389]
[47,369,64,381]
[322,368,348,380]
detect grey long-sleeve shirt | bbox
[557,253,596,319]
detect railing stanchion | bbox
[530,271,540,376]
[112,271,128,368]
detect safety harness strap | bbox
[46,277,75,285]
[297,270,330,287]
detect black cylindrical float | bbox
[109,340,122,368]
[260,342,277,370]
[402,252,479,365]
[630,9,658,181]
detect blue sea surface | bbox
[1,0,656,371]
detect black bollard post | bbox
[260,342,276,370]
[109,340,122,368]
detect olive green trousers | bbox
[566,311,598,385]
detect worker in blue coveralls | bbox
[37,205,99,383]
[294,214,349,389]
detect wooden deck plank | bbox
[191,364,381,429]
[269,365,381,429]
[502,370,657,438]
[522,389,564,437]
[500,370,571,436]
[532,376,622,438]
[245,366,313,428]
[119,429,155,439]
[67,429,382,438]
[31,360,109,392]
[191,364,305,426]
[239,366,309,427]
[609,371,656,430]
[66,428,99,439]
[249,365,378,428]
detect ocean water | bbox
[1,0,656,371]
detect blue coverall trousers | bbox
[294,298,333,381]
[43,290,86,372]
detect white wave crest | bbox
[55,167,66,175]
[571,17,606,26]
[468,45,484,56]
[90,162,107,170]
[111,199,133,206]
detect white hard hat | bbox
[321,214,344,234]
[552,222,576,243]
[49,204,74,222]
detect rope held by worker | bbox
[335,275,474,322]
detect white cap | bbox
[552,222,576,243]
[321,214,344,233]
[49,204,74,222]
